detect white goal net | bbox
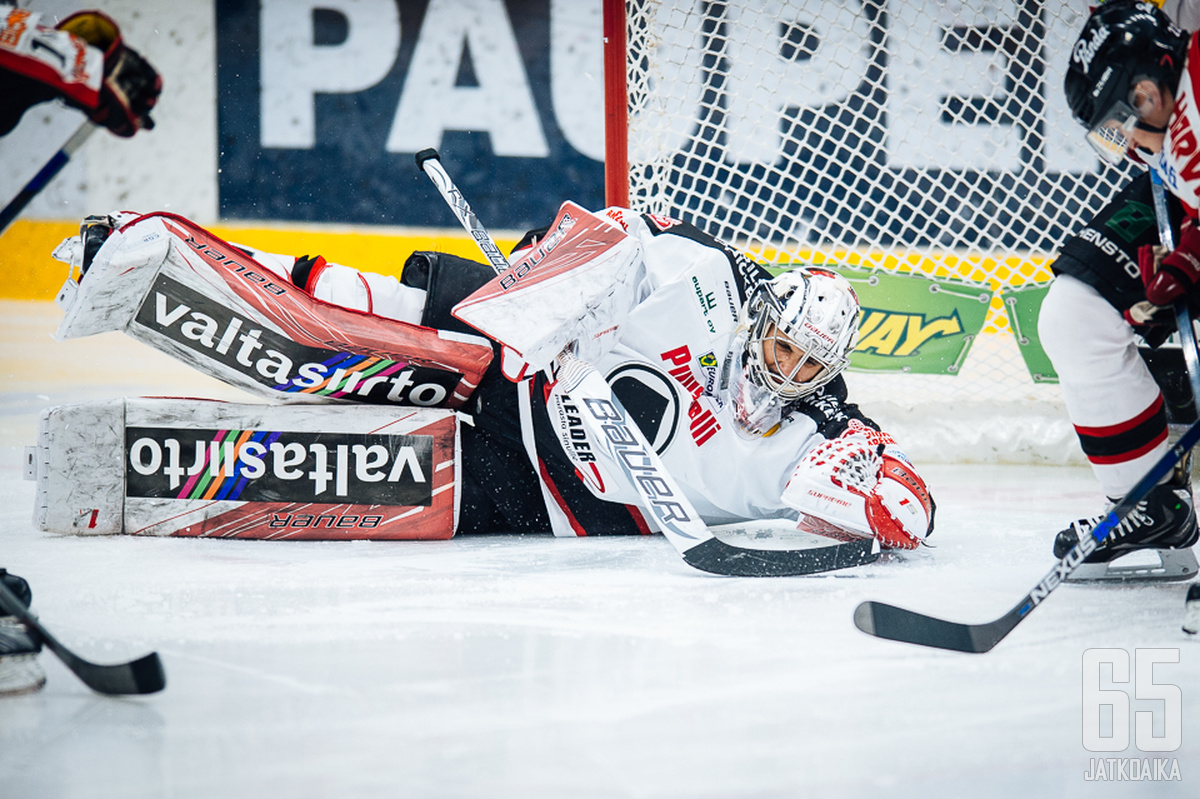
[610,0,1139,463]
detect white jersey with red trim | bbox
[539,208,877,526]
[1152,32,1200,215]
[0,5,103,111]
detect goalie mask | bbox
[725,269,860,438]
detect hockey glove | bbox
[1146,217,1200,308]
[782,433,934,549]
[58,11,161,137]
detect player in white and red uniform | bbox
[1045,0,1200,571]
[0,4,160,137]
[249,207,937,547]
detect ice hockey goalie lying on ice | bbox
[68,205,934,548]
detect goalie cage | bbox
[601,0,1152,466]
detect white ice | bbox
[1,301,1197,798]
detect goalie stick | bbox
[0,120,95,235]
[415,148,879,576]
[0,578,165,695]
[854,171,1200,652]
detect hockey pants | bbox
[1038,273,1170,498]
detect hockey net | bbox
[606,0,1138,464]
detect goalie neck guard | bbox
[727,268,860,437]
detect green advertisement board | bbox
[999,282,1059,383]
[775,265,994,375]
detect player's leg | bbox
[1038,172,1198,565]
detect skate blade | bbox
[1067,547,1199,583]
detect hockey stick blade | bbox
[0,581,165,695]
[854,418,1200,653]
[560,352,879,576]
[853,600,1011,653]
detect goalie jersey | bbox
[509,208,885,536]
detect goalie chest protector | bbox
[25,398,460,540]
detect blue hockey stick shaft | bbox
[0,121,95,235]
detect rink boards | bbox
[24,398,459,540]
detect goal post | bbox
[603,0,1138,464]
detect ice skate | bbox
[0,571,45,697]
[1052,469,1200,582]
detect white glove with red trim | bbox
[782,432,934,549]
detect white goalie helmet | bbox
[725,268,860,437]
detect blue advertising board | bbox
[216,0,604,230]
[215,0,1125,258]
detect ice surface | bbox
[1,301,1197,798]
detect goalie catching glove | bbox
[782,431,934,549]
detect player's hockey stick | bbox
[0,120,96,235]
[854,416,1200,652]
[855,172,1200,651]
[415,148,511,273]
[415,148,879,576]
[0,579,165,695]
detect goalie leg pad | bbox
[52,212,495,409]
[27,398,461,539]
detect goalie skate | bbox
[1053,470,1200,582]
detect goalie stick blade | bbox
[852,601,1014,654]
[0,581,166,696]
[683,536,879,577]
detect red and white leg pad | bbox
[51,211,493,409]
[25,398,460,539]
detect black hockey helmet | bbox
[1064,1,1188,154]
